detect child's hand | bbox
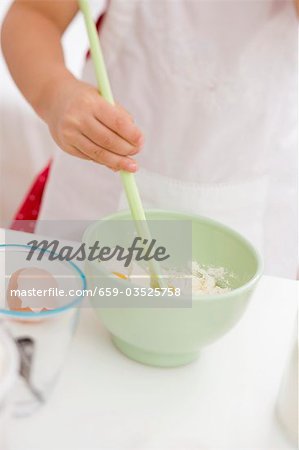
[43,77,143,172]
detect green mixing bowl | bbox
[83,210,263,367]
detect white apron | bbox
[37,0,298,278]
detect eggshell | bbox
[7,267,59,313]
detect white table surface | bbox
[2,228,297,449]
[8,273,297,450]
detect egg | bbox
[112,272,128,280]
[7,267,59,313]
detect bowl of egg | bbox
[83,210,263,367]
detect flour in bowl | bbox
[190,261,232,294]
[109,260,234,295]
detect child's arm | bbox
[1,0,142,172]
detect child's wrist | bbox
[35,70,77,122]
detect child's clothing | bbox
[14,1,298,277]
[11,164,50,232]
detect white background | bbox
[0,0,103,224]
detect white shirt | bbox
[37,0,298,278]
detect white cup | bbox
[0,327,19,450]
[276,319,298,445]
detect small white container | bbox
[0,327,19,450]
[276,320,298,445]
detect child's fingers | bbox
[63,145,92,161]
[74,134,138,172]
[115,103,134,122]
[82,118,140,156]
[93,97,143,147]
